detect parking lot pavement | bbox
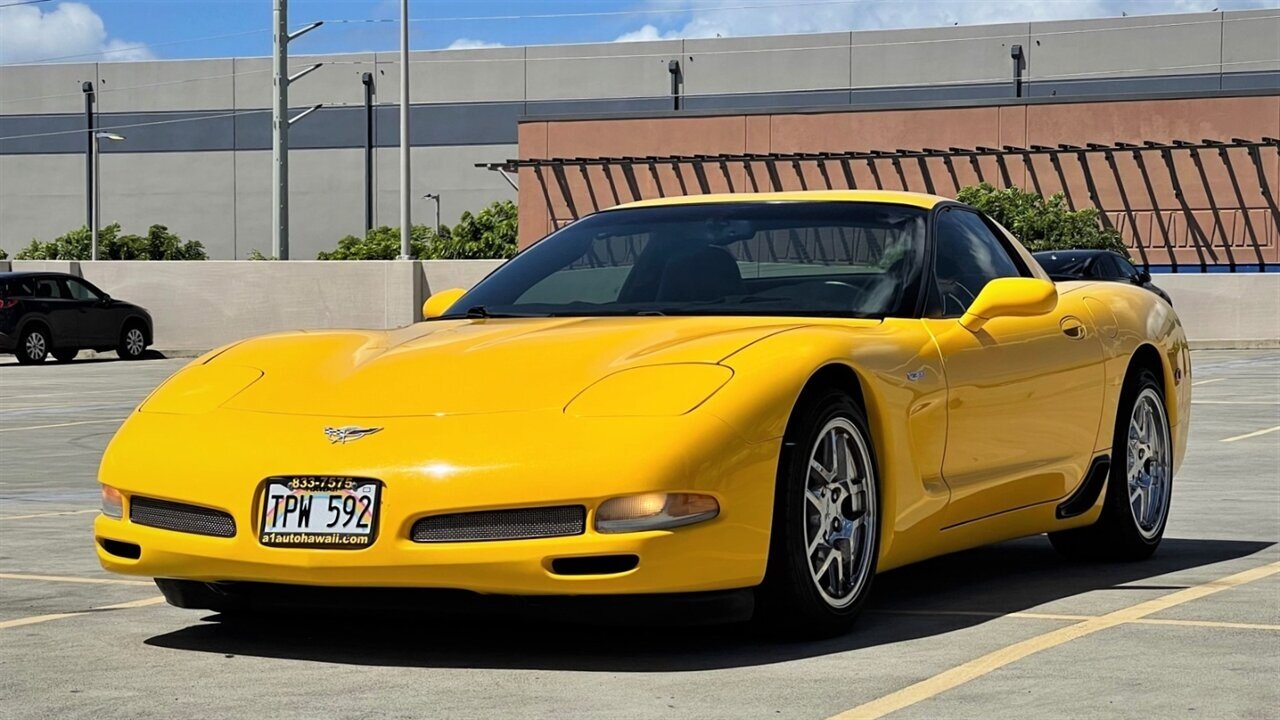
[1,351,1277,719]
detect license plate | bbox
[259,477,381,549]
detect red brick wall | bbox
[517,96,1280,268]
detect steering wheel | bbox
[818,280,870,312]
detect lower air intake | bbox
[130,496,237,538]
[411,505,586,543]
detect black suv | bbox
[0,272,153,364]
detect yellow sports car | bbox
[95,190,1190,636]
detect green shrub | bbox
[14,224,207,260]
[421,201,518,260]
[0,247,8,260]
[245,248,274,261]
[318,201,518,260]
[956,184,1127,255]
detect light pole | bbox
[423,193,440,236]
[398,0,411,259]
[91,131,126,260]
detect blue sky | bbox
[0,0,1273,65]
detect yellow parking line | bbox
[0,572,152,587]
[1221,426,1280,443]
[0,596,164,631]
[829,561,1280,720]
[0,509,97,521]
[0,418,126,433]
[873,608,1280,631]
[872,609,1093,622]
[1132,618,1280,632]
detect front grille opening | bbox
[550,554,640,576]
[129,496,236,538]
[411,505,586,543]
[99,538,142,559]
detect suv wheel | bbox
[16,327,50,364]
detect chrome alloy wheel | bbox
[1127,387,1171,539]
[25,331,47,361]
[804,417,876,609]
[125,327,145,356]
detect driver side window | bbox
[926,209,1024,318]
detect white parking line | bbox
[0,387,156,401]
[0,573,152,587]
[1191,378,1224,386]
[0,509,98,521]
[0,596,165,631]
[0,418,126,433]
[1221,425,1280,443]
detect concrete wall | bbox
[1158,274,1280,348]
[1,260,502,353]
[1,9,1275,259]
[1,260,1273,350]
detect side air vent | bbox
[410,505,586,543]
[130,496,237,538]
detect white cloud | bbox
[446,38,506,50]
[0,2,152,64]
[614,0,1274,42]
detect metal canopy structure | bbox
[480,137,1279,272]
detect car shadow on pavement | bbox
[144,536,1273,672]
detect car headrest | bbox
[656,245,745,303]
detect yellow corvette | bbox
[95,190,1190,635]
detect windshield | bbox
[1035,253,1092,278]
[445,202,928,319]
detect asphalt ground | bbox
[1,351,1277,719]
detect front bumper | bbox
[95,407,779,596]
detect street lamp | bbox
[91,131,126,261]
[423,193,441,236]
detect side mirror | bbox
[1136,271,1152,284]
[421,287,466,319]
[959,277,1058,332]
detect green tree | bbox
[14,224,207,260]
[317,201,518,260]
[956,184,1127,255]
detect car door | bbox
[922,208,1106,526]
[63,276,115,347]
[29,276,83,348]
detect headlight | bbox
[100,485,123,518]
[595,493,719,533]
[139,364,263,414]
[566,364,732,417]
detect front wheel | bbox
[1050,367,1172,561]
[16,327,50,364]
[756,388,880,638]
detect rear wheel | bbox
[756,388,879,638]
[16,327,50,364]
[1050,367,1171,561]
[52,349,78,363]
[117,323,147,360]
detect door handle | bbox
[1060,316,1086,339]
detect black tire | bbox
[755,387,880,638]
[15,326,50,365]
[52,349,78,363]
[117,322,148,360]
[1049,366,1171,561]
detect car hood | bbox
[213,316,808,417]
